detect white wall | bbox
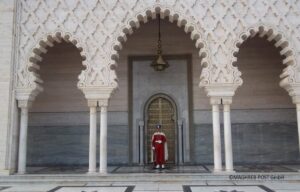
[0,0,15,175]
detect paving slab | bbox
[48,186,134,192]
[1,185,57,192]
[264,182,300,190]
[184,185,274,192]
[206,180,235,185]
[133,183,159,191]
[0,187,10,191]
[158,183,183,190]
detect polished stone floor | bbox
[27,165,210,174]
[1,180,300,192]
[26,164,299,174]
[1,165,299,191]
[233,165,298,172]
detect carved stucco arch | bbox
[230,23,298,93]
[17,0,300,101]
[106,5,212,89]
[16,31,89,101]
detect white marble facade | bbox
[1,0,300,175]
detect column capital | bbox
[204,84,239,98]
[17,100,32,109]
[283,84,300,104]
[210,97,221,105]
[296,102,300,111]
[98,99,109,107]
[87,100,98,107]
[222,97,232,105]
[177,119,183,125]
[292,95,300,105]
[292,96,300,111]
[79,86,114,101]
[138,120,144,126]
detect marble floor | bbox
[27,165,210,174]
[234,165,298,173]
[1,180,300,192]
[26,164,299,174]
[1,165,299,191]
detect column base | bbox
[99,170,108,175]
[0,169,11,176]
[213,169,223,174]
[224,169,236,174]
[87,171,98,175]
[17,171,26,175]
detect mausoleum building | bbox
[0,0,300,175]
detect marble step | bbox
[1,173,300,184]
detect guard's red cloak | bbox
[152,132,167,165]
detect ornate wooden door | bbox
[146,97,176,164]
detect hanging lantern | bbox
[151,14,169,71]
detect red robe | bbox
[152,132,168,165]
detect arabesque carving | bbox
[16,31,87,100]
[230,24,298,92]
[16,0,300,100]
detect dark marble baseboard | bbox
[27,125,129,166]
[193,122,300,164]
[27,122,299,166]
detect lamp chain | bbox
[157,14,162,55]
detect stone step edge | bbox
[0,173,299,182]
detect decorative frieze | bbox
[15,0,300,101]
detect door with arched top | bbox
[145,95,176,164]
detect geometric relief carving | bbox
[230,24,299,91]
[16,0,300,100]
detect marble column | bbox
[17,101,31,174]
[211,98,222,172]
[297,103,300,153]
[139,121,144,165]
[223,98,234,172]
[177,119,183,164]
[88,100,97,174]
[99,101,108,174]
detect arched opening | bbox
[109,8,209,67]
[233,34,298,167]
[27,40,87,171]
[18,9,213,174]
[107,13,211,167]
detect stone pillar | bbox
[223,98,234,172]
[99,100,108,174]
[177,119,183,164]
[211,98,222,172]
[88,100,97,174]
[139,121,144,165]
[17,101,31,174]
[297,103,300,153]
[0,0,16,175]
